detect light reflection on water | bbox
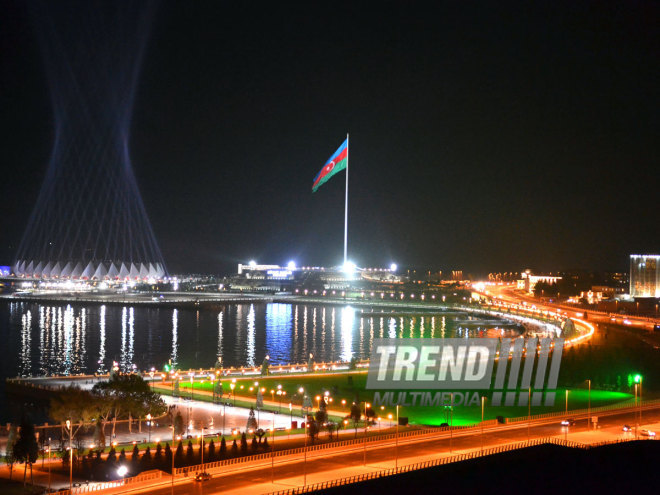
[1,301,521,378]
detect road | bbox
[483,284,658,333]
[97,404,660,495]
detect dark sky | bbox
[1,1,658,276]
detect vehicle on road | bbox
[560,419,575,426]
[640,429,656,437]
[195,472,212,482]
[622,424,632,432]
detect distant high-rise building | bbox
[630,255,660,297]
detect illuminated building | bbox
[630,254,660,297]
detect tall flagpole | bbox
[344,133,349,266]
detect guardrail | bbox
[505,398,660,423]
[173,398,660,477]
[54,469,163,495]
[267,436,643,495]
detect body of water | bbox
[0,301,521,421]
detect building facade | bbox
[630,254,660,297]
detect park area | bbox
[160,372,633,427]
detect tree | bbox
[219,437,227,458]
[350,403,361,438]
[118,448,127,465]
[231,439,238,456]
[93,419,106,449]
[4,423,18,480]
[240,432,248,454]
[164,443,173,472]
[246,408,258,431]
[186,440,194,465]
[154,443,163,469]
[173,379,180,398]
[315,399,328,425]
[50,385,98,441]
[255,428,266,444]
[207,439,216,461]
[261,357,270,376]
[93,374,166,436]
[174,441,184,468]
[13,417,39,487]
[251,436,258,451]
[173,412,185,437]
[131,444,140,472]
[214,380,223,403]
[307,419,319,444]
[140,446,152,471]
[106,446,117,466]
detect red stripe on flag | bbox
[312,148,348,188]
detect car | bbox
[622,424,632,432]
[560,419,576,426]
[640,429,656,437]
[195,472,212,482]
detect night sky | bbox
[1,1,657,276]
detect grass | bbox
[168,373,633,427]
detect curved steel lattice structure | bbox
[14,1,166,280]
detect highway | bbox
[102,404,660,495]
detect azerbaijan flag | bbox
[312,138,348,192]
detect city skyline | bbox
[1,1,657,275]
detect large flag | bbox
[312,138,348,192]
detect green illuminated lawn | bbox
[175,374,633,426]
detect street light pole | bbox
[527,387,531,442]
[565,389,569,442]
[450,395,453,453]
[303,422,308,487]
[481,396,485,453]
[200,426,204,470]
[271,415,275,484]
[171,423,175,495]
[395,404,399,470]
[66,419,72,493]
[363,402,370,466]
[47,443,51,493]
[587,379,591,430]
[147,413,152,444]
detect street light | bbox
[189,372,194,401]
[363,402,370,465]
[481,396,486,452]
[47,442,51,493]
[117,465,128,483]
[587,379,591,430]
[66,419,72,492]
[146,413,152,444]
[171,422,175,495]
[230,381,236,406]
[634,374,643,436]
[564,389,569,442]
